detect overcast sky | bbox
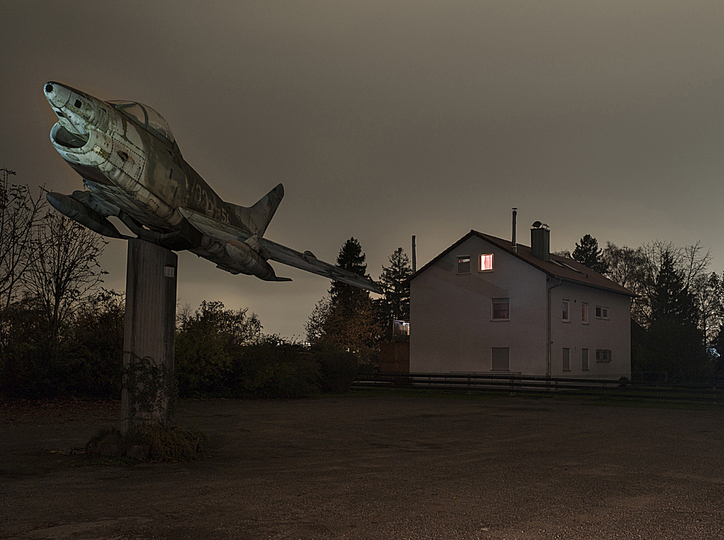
[3,1,724,338]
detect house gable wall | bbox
[410,236,548,374]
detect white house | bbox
[409,227,634,379]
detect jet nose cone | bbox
[44,81,72,109]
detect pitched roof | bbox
[411,230,635,297]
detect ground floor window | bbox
[582,348,589,371]
[596,349,612,363]
[491,347,510,371]
[563,348,571,372]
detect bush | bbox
[313,348,358,393]
[1,291,124,399]
[175,301,261,397]
[232,341,320,398]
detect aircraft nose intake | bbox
[44,81,72,109]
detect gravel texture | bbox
[1,394,723,539]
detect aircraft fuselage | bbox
[43,81,382,293]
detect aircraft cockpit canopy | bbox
[109,101,175,145]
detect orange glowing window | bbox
[480,253,494,271]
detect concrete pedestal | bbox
[121,239,178,433]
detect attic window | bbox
[479,253,494,272]
[457,255,471,274]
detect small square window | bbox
[596,306,609,320]
[492,298,510,320]
[457,255,471,274]
[562,300,570,322]
[480,253,494,272]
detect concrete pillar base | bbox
[121,239,178,433]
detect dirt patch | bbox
[2,394,724,539]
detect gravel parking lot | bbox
[1,393,723,539]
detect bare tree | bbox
[24,211,107,343]
[692,272,724,349]
[604,239,722,350]
[603,242,651,325]
[0,169,46,314]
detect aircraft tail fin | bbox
[228,183,284,237]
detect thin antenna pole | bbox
[412,235,417,273]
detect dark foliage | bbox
[572,234,608,275]
[376,247,412,341]
[644,250,710,382]
[231,340,320,399]
[0,291,124,398]
[306,238,382,356]
[314,346,359,393]
[174,301,261,397]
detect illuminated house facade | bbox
[409,228,633,379]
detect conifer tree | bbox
[377,248,412,340]
[572,234,608,274]
[646,250,708,381]
[305,238,381,354]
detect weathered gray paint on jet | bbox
[44,82,381,292]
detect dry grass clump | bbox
[86,423,208,462]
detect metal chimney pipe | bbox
[412,235,417,272]
[512,208,518,252]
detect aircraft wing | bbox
[258,237,382,293]
[178,207,382,293]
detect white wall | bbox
[410,236,548,375]
[550,282,631,379]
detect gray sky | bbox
[3,1,724,338]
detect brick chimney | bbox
[531,223,550,262]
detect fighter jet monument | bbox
[44,82,380,429]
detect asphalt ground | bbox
[1,393,723,539]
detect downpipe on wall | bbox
[547,277,563,380]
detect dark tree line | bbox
[572,234,723,382]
